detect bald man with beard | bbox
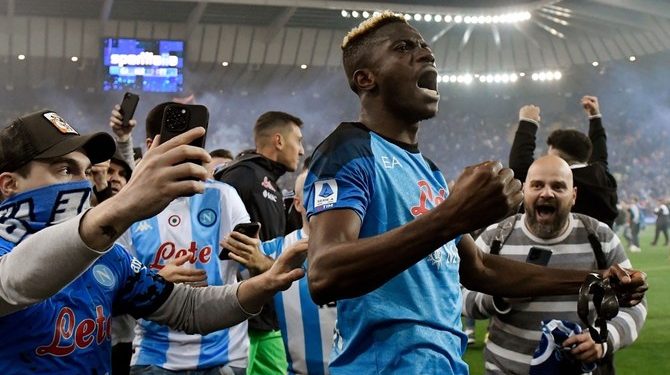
[463,155,646,375]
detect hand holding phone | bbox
[526,246,553,266]
[119,92,139,128]
[219,222,261,260]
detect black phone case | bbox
[159,103,209,149]
[233,223,260,238]
[219,223,260,260]
[526,246,552,266]
[119,92,139,127]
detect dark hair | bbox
[145,102,173,139]
[13,163,31,178]
[342,12,407,94]
[210,148,233,160]
[546,129,592,164]
[253,111,303,142]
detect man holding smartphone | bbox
[216,111,305,375]
[125,103,253,375]
[462,155,646,374]
[0,110,306,375]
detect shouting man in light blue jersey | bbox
[302,12,647,375]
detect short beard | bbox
[525,211,569,239]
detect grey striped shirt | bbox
[462,213,647,375]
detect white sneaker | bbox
[629,245,642,252]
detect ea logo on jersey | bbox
[198,208,217,227]
[314,179,337,209]
[92,264,116,289]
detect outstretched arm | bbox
[146,240,307,334]
[509,105,541,183]
[458,235,646,304]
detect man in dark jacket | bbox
[215,111,304,375]
[509,96,618,227]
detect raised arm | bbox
[582,96,608,165]
[308,161,522,305]
[109,104,138,169]
[509,105,541,183]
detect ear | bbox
[274,132,284,150]
[353,69,376,92]
[145,138,153,150]
[293,195,305,214]
[571,186,577,206]
[0,172,19,198]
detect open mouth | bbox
[535,203,556,220]
[417,69,438,93]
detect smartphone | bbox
[219,222,261,260]
[526,246,553,266]
[159,103,209,153]
[119,92,139,128]
[233,222,261,238]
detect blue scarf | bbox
[0,180,92,244]
[530,319,598,375]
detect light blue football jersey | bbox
[304,123,467,375]
[128,180,250,370]
[262,229,337,375]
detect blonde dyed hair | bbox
[341,11,407,49]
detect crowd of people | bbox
[0,11,652,375]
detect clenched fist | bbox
[445,161,523,233]
[581,96,600,116]
[519,105,541,123]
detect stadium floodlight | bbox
[351,10,359,18]
[434,15,443,22]
[362,11,370,18]
[444,15,453,23]
[629,56,636,62]
[454,15,463,23]
[17,54,25,60]
[592,61,599,67]
[414,13,422,21]
[424,14,432,22]
[341,10,349,18]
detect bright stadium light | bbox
[424,14,432,22]
[351,10,359,18]
[444,14,453,23]
[414,13,422,21]
[592,61,599,67]
[434,14,443,22]
[362,11,370,18]
[629,56,636,62]
[17,54,25,60]
[341,10,349,18]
